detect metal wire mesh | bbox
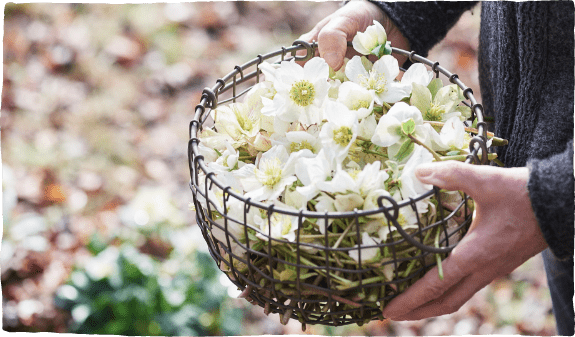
[188,40,489,328]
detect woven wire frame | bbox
[188,41,489,328]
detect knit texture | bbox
[376,1,574,259]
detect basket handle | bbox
[377,194,458,254]
[291,40,315,62]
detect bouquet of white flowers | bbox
[188,22,506,328]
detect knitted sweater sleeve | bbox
[369,1,478,57]
[528,142,574,260]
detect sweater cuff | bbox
[527,142,574,260]
[370,1,478,57]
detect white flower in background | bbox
[253,203,300,242]
[439,116,467,151]
[352,20,388,56]
[349,232,381,263]
[398,145,434,212]
[345,55,410,104]
[121,186,185,228]
[235,145,310,201]
[400,63,434,91]
[336,81,376,119]
[295,150,333,202]
[319,100,358,169]
[261,57,329,126]
[214,102,261,148]
[410,83,471,122]
[371,101,431,161]
[85,246,120,281]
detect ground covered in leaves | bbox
[2,2,557,335]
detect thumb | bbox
[317,16,357,71]
[415,161,497,203]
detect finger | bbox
[317,15,359,70]
[381,252,469,319]
[390,270,496,321]
[414,161,507,204]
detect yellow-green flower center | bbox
[290,80,316,107]
[255,158,283,187]
[360,71,387,94]
[289,140,315,153]
[333,126,354,147]
[233,106,254,131]
[424,104,445,122]
[350,98,371,111]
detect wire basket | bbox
[188,40,490,329]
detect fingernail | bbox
[323,52,341,70]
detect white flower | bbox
[336,81,376,119]
[210,140,243,173]
[349,232,381,263]
[253,203,300,242]
[319,100,358,169]
[363,188,392,218]
[295,150,333,202]
[197,142,218,163]
[371,101,432,161]
[439,116,467,150]
[244,81,276,133]
[345,55,410,104]
[357,113,378,140]
[352,20,388,56]
[400,63,434,91]
[234,145,310,202]
[411,83,471,122]
[261,57,329,126]
[214,102,261,148]
[272,127,321,156]
[377,191,420,241]
[198,128,235,153]
[398,145,434,212]
[314,193,336,234]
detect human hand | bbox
[381,161,548,321]
[299,1,410,70]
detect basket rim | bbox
[188,41,488,219]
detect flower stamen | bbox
[290,80,316,107]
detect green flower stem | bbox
[493,158,505,167]
[239,155,256,160]
[381,101,392,110]
[273,246,351,286]
[434,228,444,281]
[336,275,386,290]
[424,121,508,146]
[439,152,498,162]
[332,219,356,250]
[356,135,371,142]
[407,134,443,162]
[364,149,388,159]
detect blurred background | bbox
[2,2,557,335]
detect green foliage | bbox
[54,241,242,336]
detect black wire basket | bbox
[188,40,490,329]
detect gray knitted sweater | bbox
[373,1,574,260]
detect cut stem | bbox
[407,134,442,162]
[434,228,444,281]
